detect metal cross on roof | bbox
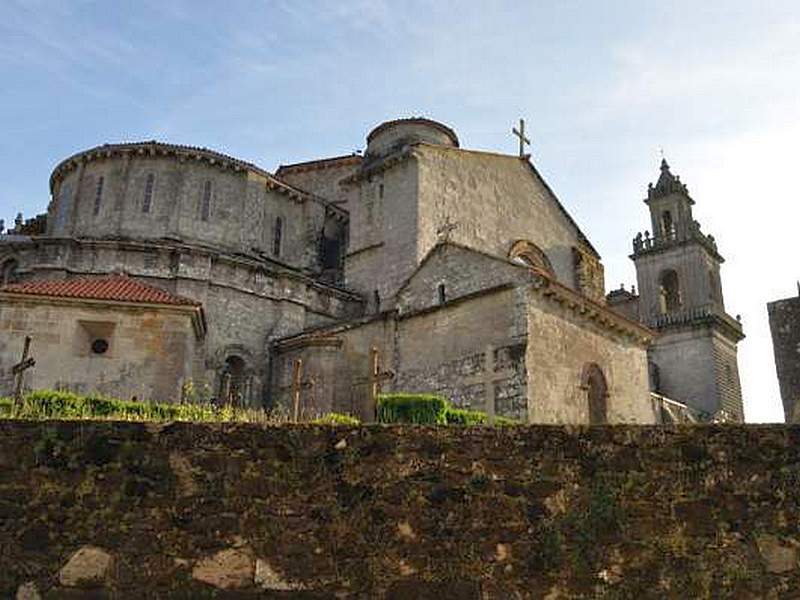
[512,118,531,157]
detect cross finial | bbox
[512,118,531,158]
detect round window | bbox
[91,338,109,355]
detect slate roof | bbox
[0,275,200,307]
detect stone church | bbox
[0,118,744,423]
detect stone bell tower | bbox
[630,159,745,421]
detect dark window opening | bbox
[93,176,104,216]
[219,355,247,406]
[91,338,109,355]
[373,290,381,312]
[662,210,673,237]
[201,180,212,222]
[378,183,384,199]
[437,282,446,305]
[273,216,283,257]
[143,173,155,213]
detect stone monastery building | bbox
[0,118,745,423]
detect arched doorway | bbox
[219,355,248,406]
[582,363,608,424]
[658,269,682,314]
[1,258,20,285]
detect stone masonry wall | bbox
[3,422,800,598]
[769,295,800,422]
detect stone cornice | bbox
[276,154,362,176]
[531,273,655,345]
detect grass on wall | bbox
[1,390,520,425]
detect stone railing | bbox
[651,392,703,423]
[632,222,719,257]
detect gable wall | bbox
[415,147,588,290]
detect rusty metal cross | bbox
[290,358,317,421]
[511,118,531,157]
[12,335,35,411]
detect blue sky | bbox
[2,0,798,421]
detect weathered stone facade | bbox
[2,118,661,422]
[768,291,800,422]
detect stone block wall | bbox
[768,295,800,422]
[3,422,800,598]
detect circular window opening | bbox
[91,338,109,355]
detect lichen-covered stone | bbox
[757,534,798,573]
[15,582,40,600]
[58,546,113,588]
[192,548,254,590]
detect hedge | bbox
[377,393,449,424]
[444,407,489,425]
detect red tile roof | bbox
[0,275,200,307]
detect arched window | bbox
[143,173,155,213]
[93,176,104,216]
[658,269,682,313]
[582,363,608,424]
[273,217,283,257]
[508,240,555,278]
[219,355,248,406]
[661,210,674,238]
[200,180,212,222]
[437,282,446,305]
[1,259,19,285]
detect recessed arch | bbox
[508,240,555,277]
[581,363,608,425]
[658,269,682,313]
[1,258,20,285]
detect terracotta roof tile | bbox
[0,275,200,307]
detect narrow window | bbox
[273,216,283,257]
[143,173,155,213]
[378,183,384,199]
[200,180,212,222]
[437,282,446,305]
[662,210,673,237]
[373,290,381,312]
[93,176,104,216]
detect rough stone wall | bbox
[768,295,800,422]
[526,290,653,424]
[0,298,199,401]
[415,146,592,290]
[343,159,420,304]
[648,328,720,416]
[396,288,528,420]
[3,421,800,599]
[276,159,361,212]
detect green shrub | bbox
[377,393,449,424]
[444,407,488,425]
[311,412,361,426]
[0,397,12,415]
